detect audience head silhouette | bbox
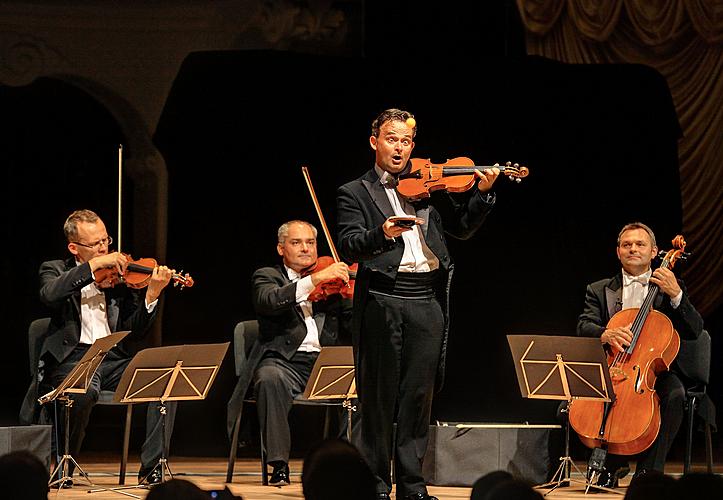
[302,439,376,500]
[624,470,676,500]
[470,470,542,500]
[0,450,49,500]
[145,478,211,500]
[471,470,513,500]
[673,472,723,497]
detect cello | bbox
[568,235,688,455]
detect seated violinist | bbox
[27,209,177,486]
[576,222,704,488]
[226,220,355,487]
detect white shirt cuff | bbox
[145,298,159,313]
[670,290,683,309]
[295,275,315,302]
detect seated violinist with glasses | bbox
[29,209,175,487]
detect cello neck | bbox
[626,257,673,352]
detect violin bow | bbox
[301,166,341,263]
[117,144,123,253]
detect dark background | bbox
[2,1,719,464]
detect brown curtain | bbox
[517,0,723,316]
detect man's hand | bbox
[601,325,633,353]
[90,252,128,275]
[311,261,350,287]
[146,265,174,304]
[475,166,501,193]
[383,218,413,239]
[650,267,681,299]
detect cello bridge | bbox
[609,367,628,382]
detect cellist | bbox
[577,222,704,488]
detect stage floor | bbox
[44,456,717,499]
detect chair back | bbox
[233,320,259,377]
[28,318,51,376]
[676,329,711,385]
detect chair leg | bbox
[226,412,242,483]
[705,423,714,474]
[259,426,268,485]
[684,397,696,474]
[322,406,332,439]
[120,403,132,485]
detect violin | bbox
[568,235,688,456]
[301,166,356,301]
[103,146,193,291]
[302,256,358,302]
[397,157,529,201]
[94,253,194,290]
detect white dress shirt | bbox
[621,268,682,310]
[79,260,158,344]
[375,165,439,273]
[285,266,321,353]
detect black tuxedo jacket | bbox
[226,265,352,436]
[577,273,703,342]
[20,257,156,424]
[336,167,494,389]
[37,258,156,364]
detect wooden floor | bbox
[44,456,717,500]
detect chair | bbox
[676,329,716,473]
[26,318,134,485]
[226,319,349,484]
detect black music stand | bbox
[88,342,229,497]
[39,331,130,490]
[507,334,621,496]
[302,346,357,441]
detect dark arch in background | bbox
[152,50,700,459]
[1,77,124,414]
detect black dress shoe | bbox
[138,467,163,485]
[632,468,650,480]
[596,469,619,489]
[52,478,73,489]
[269,462,290,486]
[405,493,439,500]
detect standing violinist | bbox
[24,209,177,486]
[226,220,355,487]
[577,222,704,487]
[336,108,500,500]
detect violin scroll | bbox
[502,161,529,183]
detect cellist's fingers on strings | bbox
[650,267,682,298]
[474,166,500,193]
[602,326,633,353]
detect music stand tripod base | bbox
[39,332,130,491]
[47,397,95,490]
[88,342,229,497]
[506,335,623,496]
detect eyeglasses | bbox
[72,236,113,250]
